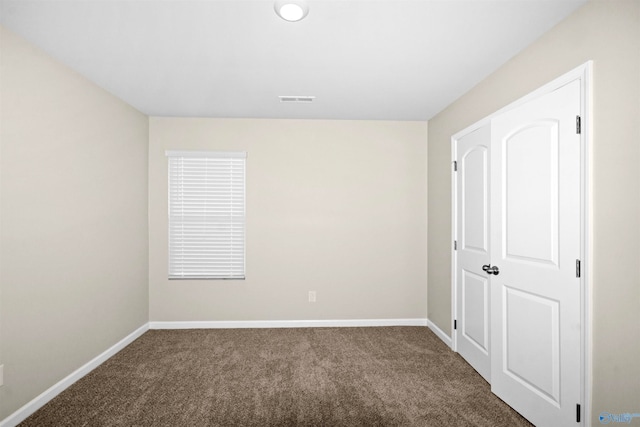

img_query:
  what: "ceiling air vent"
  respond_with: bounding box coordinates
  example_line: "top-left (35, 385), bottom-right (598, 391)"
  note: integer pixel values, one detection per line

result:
top-left (279, 96), bottom-right (315, 103)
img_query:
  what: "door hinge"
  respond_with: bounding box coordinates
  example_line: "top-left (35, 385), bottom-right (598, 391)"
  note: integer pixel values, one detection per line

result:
top-left (576, 404), bottom-right (581, 422)
top-left (454, 320), bottom-right (457, 330)
top-left (576, 116), bottom-right (582, 134)
top-left (454, 240), bottom-right (457, 250)
top-left (576, 259), bottom-right (581, 278)
top-left (453, 161), bottom-right (457, 171)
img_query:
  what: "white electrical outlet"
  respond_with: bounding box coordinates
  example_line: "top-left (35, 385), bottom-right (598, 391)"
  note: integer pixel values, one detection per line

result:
top-left (308, 291), bottom-right (316, 303)
top-left (0, 364), bottom-right (4, 387)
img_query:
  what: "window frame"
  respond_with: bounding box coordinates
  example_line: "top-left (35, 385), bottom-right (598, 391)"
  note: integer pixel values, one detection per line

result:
top-left (166, 150), bottom-right (246, 280)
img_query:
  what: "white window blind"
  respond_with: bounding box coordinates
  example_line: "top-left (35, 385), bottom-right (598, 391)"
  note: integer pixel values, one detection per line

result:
top-left (166, 151), bottom-right (246, 279)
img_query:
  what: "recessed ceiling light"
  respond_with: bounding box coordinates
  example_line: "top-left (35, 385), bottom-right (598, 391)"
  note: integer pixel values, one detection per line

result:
top-left (274, 1), bottom-right (309, 22)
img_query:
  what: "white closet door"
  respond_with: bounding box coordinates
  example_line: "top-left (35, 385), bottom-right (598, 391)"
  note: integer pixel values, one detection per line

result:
top-left (490, 80), bottom-right (582, 426)
top-left (455, 124), bottom-right (491, 382)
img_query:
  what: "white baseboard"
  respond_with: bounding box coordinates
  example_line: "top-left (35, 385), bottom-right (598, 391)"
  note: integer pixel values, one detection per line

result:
top-left (427, 319), bottom-right (453, 349)
top-left (150, 318), bottom-right (428, 330)
top-left (0, 323), bottom-right (149, 427)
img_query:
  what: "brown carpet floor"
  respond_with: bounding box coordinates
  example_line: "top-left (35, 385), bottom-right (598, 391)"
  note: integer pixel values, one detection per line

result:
top-left (20, 327), bottom-right (532, 426)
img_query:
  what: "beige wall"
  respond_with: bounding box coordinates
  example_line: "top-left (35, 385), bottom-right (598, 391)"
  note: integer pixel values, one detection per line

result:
top-left (427, 0), bottom-right (640, 421)
top-left (150, 118), bottom-right (427, 322)
top-left (0, 27), bottom-right (149, 419)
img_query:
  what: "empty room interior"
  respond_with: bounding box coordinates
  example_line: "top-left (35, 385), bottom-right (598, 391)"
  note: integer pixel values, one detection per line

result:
top-left (0, 0), bottom-right (639, 426)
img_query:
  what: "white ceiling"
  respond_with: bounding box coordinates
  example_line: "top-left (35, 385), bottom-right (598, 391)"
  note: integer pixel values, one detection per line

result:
top-left (0, 0), bottom-right (587, 121)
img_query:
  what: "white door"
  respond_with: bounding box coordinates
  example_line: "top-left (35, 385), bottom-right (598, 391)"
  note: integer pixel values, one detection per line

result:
top-left (455, 124), bottom-right (491, 382)
top-left (490, 80), bottom-right (582, 426)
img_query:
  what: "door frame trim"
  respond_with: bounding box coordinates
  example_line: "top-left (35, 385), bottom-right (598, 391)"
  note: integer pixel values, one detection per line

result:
top-left (450, 61), bottom-right (592, 426)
